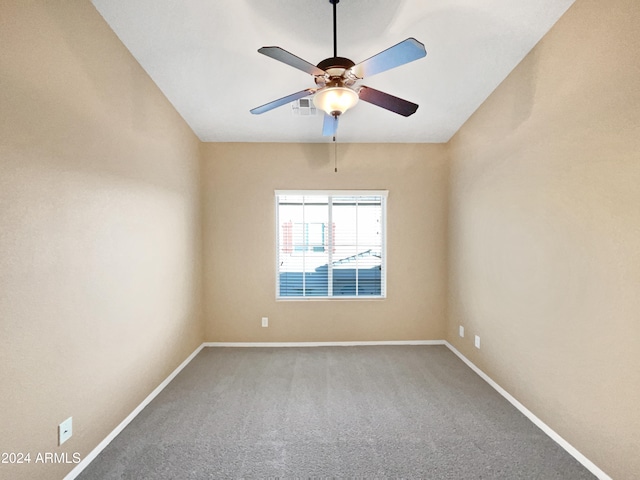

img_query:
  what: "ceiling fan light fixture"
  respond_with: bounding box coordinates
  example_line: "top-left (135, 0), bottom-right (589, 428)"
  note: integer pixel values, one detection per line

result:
top-left (313, 86), bottom-right (359, 117)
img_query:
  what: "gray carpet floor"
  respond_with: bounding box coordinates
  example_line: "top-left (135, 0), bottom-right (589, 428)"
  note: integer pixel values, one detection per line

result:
top-left (77, 345), bottom-right (596, 479)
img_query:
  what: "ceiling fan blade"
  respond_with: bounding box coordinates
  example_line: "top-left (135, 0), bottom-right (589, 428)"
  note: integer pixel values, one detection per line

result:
top-left (358, 86), bottom-right (419, 117)
top-left (322, 113), bottom-right (339, 137)
top-left (350, 38), bottom-right (426, 79)
top-left (258, 46), bottom-right (326, 76)
top-left (250, 89), bottom-right (317, 115)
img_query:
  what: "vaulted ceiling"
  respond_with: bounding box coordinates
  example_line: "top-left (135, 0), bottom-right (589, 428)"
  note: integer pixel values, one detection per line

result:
top-left (92, 0), bottom-right (575, 143)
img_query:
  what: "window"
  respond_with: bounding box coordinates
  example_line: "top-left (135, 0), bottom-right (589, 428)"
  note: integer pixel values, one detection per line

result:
top-left (276, 190), bottom-right (387, 299)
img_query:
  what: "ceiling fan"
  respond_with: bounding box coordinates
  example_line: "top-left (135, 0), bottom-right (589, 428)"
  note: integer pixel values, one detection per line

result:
top-left (250, 0), bottom-right (427, 137)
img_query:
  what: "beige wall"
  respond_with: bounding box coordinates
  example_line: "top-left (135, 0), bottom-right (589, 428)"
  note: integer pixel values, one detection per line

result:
top-left (201, 143), bottom-right (449, 342)
top-left (0, 2), bottom-right (204, 479)
top-left (447, 0), bottom-right (640, 478)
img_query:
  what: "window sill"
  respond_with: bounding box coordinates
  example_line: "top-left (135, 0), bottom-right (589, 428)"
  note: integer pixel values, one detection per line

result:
top-left (276, 296), bottom-right (386, 302)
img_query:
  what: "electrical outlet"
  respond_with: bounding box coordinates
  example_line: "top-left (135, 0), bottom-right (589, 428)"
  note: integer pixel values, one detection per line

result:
top-left (459, 326), bottom-right (464, 337)
top-left (58, 417), bottom-right (72, 445)
top-left (474, 335), bottom-right (481, 349)
top-left (261, 317), bottom-right (268, 327)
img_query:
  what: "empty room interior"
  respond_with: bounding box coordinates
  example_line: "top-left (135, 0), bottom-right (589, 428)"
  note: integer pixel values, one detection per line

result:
top-left (1, 0), bottom-right (639, 479)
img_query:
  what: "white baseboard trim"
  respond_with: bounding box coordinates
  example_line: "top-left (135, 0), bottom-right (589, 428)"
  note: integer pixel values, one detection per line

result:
top-left (443, 341), bottom-right (611, 480)
top-left (63, 343), bottom-right (206, 480)
top-left (204, 340), bottom-right (445, 347)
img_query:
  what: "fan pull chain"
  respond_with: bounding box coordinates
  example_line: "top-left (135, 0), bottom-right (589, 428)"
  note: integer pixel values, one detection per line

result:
top-left (334, 134), bottom-right (338, 173)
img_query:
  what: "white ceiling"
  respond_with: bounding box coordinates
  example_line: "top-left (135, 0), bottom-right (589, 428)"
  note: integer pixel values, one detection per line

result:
top-left (91, 0), bottom-right (575, 143)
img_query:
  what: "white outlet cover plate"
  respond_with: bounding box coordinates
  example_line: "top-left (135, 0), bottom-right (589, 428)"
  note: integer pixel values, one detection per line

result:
top-left (475, 335), bottom-right (481, 349)
top-left (459, 326), bottom-right (464, 337)
top-left (261, 317), bottom-right (268, 327)
top-left (59, 417), bottom-right (72, 445)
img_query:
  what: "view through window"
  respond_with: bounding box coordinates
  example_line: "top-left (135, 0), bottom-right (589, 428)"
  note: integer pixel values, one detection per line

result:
top-left (276, 191), bottom-right (387, 298)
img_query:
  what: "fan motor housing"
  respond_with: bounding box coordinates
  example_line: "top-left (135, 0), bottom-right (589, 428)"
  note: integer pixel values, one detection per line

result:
top-left (315, 57), bottom-right (356, 88)
top-left (317, 56), bottom-right (354, 71)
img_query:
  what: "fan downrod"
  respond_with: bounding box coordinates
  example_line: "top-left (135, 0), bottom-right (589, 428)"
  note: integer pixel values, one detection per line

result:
top-left (330, 0), bottom-right (339, 58)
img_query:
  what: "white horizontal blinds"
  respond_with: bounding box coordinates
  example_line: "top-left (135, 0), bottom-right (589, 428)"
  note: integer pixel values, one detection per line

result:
top-left (360, 195), bottom-right (384, 297)
top-left (277, 191), bottom-right (386, 299)
top-left (278, 194), bottom-right (329, 297)
top-left (332, 195), bottom-right (384, 297)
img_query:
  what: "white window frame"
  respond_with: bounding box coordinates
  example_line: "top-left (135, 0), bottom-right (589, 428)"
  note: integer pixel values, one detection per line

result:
top-left (275, 189), bottom-right (388, 300)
